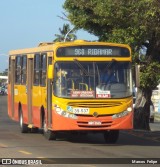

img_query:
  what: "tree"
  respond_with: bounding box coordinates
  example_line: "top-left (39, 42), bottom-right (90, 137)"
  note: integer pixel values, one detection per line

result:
top-left (64, 0), bottom-right (160, 130)
top-left (53, 24), bottom-right (77, 42)
top-left (2, 69), bottom-right (8, 76)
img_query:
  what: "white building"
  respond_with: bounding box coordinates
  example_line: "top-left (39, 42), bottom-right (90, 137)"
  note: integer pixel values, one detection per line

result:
top-left (0, 76), bottom-right (8, 83)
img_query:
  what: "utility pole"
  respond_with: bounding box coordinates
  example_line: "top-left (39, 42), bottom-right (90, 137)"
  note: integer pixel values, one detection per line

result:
top-left (64, 27), bottom-right (75, 42)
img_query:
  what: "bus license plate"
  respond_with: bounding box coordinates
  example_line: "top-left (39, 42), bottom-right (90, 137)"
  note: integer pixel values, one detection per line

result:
top-left (72, 108), bottom-right (89, 114)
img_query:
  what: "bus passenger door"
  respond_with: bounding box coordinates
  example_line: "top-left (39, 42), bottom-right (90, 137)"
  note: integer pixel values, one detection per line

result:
top-left (47, 55), bottom-right (53, 128)
top-left (27, 56), bottom-right (33, 125)
top-left (40, 53), bottom-right (47, 112)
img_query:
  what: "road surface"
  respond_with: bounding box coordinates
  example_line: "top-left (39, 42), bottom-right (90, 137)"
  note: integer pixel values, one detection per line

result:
top-left (0, 96), bottom-right (160, 166)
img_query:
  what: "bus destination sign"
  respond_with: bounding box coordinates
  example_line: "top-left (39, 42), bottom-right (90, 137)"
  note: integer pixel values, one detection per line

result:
top-left (56, 45), bottom-right (130, 57)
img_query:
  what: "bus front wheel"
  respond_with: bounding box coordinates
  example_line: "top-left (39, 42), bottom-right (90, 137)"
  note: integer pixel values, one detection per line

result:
top-left (43, 117), bottom-right (56, 140)
top-left (104, 130), bottom-right (119, 144)
top-left (19, 112), bottom-right (28, 133)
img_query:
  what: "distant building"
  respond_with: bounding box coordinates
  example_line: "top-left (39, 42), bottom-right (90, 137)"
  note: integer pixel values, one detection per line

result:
top-left (0, 76), bottom-right (8, 83)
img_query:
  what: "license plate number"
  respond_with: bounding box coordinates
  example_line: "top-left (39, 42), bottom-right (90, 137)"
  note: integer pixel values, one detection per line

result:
top-left (72, 108), bottom-right (89, 114)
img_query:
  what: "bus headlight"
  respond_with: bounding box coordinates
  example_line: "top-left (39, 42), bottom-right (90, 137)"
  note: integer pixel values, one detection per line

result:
top-left (54, 105), bottom-right (77, 119)
top-left (112, 107), bottom-right (132, 119)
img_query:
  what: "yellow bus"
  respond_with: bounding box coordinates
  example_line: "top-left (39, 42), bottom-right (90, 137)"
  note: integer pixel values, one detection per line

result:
top-left (8, 40), bottom-right (133, 143)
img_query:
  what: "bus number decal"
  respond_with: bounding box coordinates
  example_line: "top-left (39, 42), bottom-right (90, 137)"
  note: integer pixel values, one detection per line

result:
top-left (75, 49), bottom-right (85, 56)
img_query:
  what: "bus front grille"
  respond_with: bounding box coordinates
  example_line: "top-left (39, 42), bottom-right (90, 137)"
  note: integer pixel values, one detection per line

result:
top-left (67, 101), bottom-right (122, 108)
top-left (75, 114), bottom-right (113, 117)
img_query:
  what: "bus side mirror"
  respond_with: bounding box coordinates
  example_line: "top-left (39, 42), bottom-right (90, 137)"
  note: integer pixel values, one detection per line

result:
top-left (48, 65), bottom-right (54, 79)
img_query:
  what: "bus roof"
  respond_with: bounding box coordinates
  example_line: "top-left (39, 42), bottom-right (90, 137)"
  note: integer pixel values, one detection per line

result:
top-left (9, 40), bottom-right (131, 55)
top-left (9, 43), bottom-right (54, 55)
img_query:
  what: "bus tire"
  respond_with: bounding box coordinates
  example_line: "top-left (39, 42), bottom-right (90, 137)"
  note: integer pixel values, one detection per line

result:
top-left (31, 127), bottom-right (39, 133)
top-left (43, 117), bottom-right (56, 140)
top-left (104, 130), bottom-right (119, 144)
top-left (19, 111), bottom-right (28, 133)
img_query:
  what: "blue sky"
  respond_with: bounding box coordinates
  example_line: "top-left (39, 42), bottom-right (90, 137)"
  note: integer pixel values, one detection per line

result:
top-left (0, 0), bottom-right (97, 72)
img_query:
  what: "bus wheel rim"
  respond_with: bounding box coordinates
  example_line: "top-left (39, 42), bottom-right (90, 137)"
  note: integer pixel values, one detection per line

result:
top-left (43, 119), bottom-right (48, 133)
top-left (20, 114), bottom-right (23, 127)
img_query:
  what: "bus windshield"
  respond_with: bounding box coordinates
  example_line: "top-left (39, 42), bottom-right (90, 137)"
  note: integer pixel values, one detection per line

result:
top-left (53, 61), bottom-right (132, 99)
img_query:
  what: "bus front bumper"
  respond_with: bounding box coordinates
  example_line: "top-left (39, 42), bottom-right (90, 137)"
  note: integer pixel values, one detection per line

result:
top-left (52, 111), bottom-right (133, 131)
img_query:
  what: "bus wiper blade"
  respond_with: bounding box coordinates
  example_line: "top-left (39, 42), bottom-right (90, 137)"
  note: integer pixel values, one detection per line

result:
top-left (73, 58), bottom-right (89, 76)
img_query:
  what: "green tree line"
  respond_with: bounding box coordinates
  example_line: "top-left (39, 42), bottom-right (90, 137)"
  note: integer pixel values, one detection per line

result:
top-left (63, 0), bottom-right (160, 130)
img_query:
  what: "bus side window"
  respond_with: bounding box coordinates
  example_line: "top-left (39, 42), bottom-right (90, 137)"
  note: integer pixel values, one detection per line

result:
top-left (34, 54), bottom-right (40, 85)
top-left (21, 55), bottom-right (27, 84)
top-left (48, 57), bottom-right (52, 66)
top-left (40, 53), bottom-right (47, 86)
top-left (15, 56), bottom-right (22, 84)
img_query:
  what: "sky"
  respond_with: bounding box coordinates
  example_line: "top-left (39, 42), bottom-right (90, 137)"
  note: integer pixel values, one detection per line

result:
top-left (0, 0), bottom-right (98, 73)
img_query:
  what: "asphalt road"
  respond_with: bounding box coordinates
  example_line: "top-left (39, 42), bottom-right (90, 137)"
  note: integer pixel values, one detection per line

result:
top-left (0, 95), bottom-right (160, 167)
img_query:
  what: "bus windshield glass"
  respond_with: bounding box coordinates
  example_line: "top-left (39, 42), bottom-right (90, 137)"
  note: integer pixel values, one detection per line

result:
top-left (53, 61), bottom-right (132, 99)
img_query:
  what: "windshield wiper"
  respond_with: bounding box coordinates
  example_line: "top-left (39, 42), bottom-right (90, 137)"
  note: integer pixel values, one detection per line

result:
top-left (73, 58), bottom-right (90, 76)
